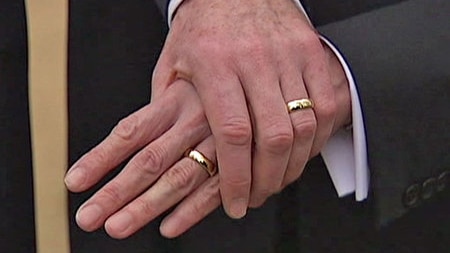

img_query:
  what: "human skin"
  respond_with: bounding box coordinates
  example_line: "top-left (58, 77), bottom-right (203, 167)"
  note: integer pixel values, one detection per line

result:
top-left (65, 41), bottom-right (350, 239)
top-left (152, 0), bottom-right (341, 219)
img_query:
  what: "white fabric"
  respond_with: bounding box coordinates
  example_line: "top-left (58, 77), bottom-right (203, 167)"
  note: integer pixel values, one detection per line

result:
top-left (319, 37), bottom-right (369, 201)
top-left (290, 0), bottom-right (369, 200)
top-left (166, 0), bottom-right (369, 200)
top-left (168, 0), bottom-right (184, 25)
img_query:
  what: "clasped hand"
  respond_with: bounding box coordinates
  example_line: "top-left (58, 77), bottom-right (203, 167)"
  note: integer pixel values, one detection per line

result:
top-left (65, 0), bottom-right (351, 239)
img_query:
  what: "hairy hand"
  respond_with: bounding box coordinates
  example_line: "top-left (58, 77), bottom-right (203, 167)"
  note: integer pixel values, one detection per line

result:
top-left (152, 0), bottom-right (345, 218)
top-left (65, 40), bottom-right (350, 239)
top-left (160, 42), bottom-right (351, 238)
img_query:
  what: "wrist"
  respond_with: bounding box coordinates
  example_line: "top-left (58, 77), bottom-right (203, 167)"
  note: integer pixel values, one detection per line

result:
top-left (171, 0), bottom-right (308, 26)
top-left (322, 42), bottom-right (352, 134)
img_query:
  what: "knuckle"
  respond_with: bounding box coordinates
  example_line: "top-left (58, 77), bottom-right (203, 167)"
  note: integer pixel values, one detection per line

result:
top-left (99, 182), bottom-right (123, 204)
top-left (316, 98), bottom-right (337, 122)
top-left (243, 40), bottom-right (269, 57)
top-left (189, 179), bottom-right (220, 215)
top-left (183, 112), bottom-right (210, 137)
top-left (131, 198), bottom-right (156, 217)
top-left (161, 164), bottom-right (195, 190)
top-left (187, 197), bottom-right (206, 217)
top-left (301, 31), bottom-right (322, 49)
top-left (260, 126), bottom-right (294, 154)
top-left (218, 117), bottom-right (252, 146)
top-left (133, 147), bottom-right (165, 176)
top-left (294, 31), bottom-right (324, 58)
top-left (112, 115), bottom-right (139, 141)
top-left (82, 146), bottom-right (109, 168)
top-left (222, 174), bottom-right (251, 189)
top-left (292, 115), bottom-right (317, 140)
top-left (204, 176), bottom-right (220, 195)
top-left (236, 39), bottom-right (272, 68)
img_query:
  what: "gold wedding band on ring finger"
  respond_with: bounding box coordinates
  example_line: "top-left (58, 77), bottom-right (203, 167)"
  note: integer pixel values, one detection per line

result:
top-left (184, 148), bottom-right (217, 177)
top-left (287, 98), bottom-right (314, 113)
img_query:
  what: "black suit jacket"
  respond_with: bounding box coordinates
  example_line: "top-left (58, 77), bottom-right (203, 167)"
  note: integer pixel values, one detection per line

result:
top-left (317, 0), bottom-right (450, 226)
top-left (67, 0), bottom-right (450, 252)
top-left (1, 0), bottom-right (448, 252)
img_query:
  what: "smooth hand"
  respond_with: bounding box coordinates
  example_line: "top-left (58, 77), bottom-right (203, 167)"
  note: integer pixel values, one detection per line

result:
top-left (152, 0), bottom-right (346, 218)
top-left (65, 80), bottom-right (218, 239)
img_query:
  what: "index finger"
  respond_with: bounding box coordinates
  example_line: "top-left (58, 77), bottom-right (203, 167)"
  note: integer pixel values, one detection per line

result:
top-left (65, 86), bottom-right (181, 192)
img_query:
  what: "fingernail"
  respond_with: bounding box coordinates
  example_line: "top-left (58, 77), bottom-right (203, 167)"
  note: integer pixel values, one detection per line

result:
top-left (65, 167), bottom-right (86, 189)
top-left (108, 211), bottom-right (133, 234)
top-left (76, 204), bottom-right (103, 230)
top-left (228, 198), bottom-right (247, 219)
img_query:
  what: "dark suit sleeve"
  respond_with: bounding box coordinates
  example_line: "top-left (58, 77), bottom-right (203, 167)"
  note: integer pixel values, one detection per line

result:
top-left (318, 0), bottom-right (450, 226)
top-left (153, 0), bottom-right (169, 19)
top-left (301, 0), bottom-right (405, 26)
top-left (153, 0), bottom-right (405, 26)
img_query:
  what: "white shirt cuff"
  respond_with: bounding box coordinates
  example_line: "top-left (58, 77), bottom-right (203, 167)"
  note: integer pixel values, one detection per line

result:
top-left (167, 0), bottom-right (185, 26)
top-left (319, 36), bottom-right (370, 201)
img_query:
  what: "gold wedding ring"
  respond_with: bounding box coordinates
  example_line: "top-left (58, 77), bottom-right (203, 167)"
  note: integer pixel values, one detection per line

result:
top-left (287, 98), bottom-right (314, 113)
top-left (184, 149), bottom-right (217, 177)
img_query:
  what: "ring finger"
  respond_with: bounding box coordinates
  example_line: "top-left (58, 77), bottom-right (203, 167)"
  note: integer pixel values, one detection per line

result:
top-left (104, 136), bottom-right (216, 239)
top-left (279, 62), bottom-right (316, 189)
